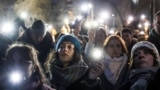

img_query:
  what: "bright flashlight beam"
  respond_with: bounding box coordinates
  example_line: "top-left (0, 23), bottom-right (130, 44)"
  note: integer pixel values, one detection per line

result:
top-left (88, 3), bottom-right (92, 9)
top-left (138, 24), bottom-right (142, 28)
top-left (85, 21), bottom-right (91, 29)
top-left (2, 22), bottom-right (14, 34)
top-left (141, 14), bottom-right (146, 20)
top-left (144, 21), bottom-right (150, 27)
top-left (81, 4), bottom-right (88, 12)
top-left (20, 12), bottom-right (27, 19)
top-left (77, 15), bottom-right (83, 21)
top-left (100, 12), bottom-right (109, 20)
top-left (91, 48), bottom-right (103, 61)
top-left (109, 30), bottom-right (114, 34)
top-left (48, 24), bottom-right (53, 30)
top-left (139, 31), bottom-right (145, 35)
top-left (9, 71), bottom-right (23, 84)
top-left (128, 16), bottom-right (134, 21)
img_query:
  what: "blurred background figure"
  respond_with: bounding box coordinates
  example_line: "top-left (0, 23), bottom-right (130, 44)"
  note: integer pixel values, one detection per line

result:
top-left (121, 28), bottom-right (137, 55)
top-left (85, 27), bottom-right (107, 64)
top-left (71, 19), bottom-right (88, 52)
top-left (17, 20), bottom-right (54, 69)
top-left (148, 11), bottom-right (160, 54)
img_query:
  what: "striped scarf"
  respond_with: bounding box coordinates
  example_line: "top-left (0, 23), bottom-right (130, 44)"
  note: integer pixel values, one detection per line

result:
top-left (51, 60), bottom-right (88, 89)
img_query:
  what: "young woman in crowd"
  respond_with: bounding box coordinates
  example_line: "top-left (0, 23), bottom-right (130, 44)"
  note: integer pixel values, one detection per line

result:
top-left (3, 43), bottom-right (55, 90)
top-left (100, 35), bottom-right (129, 90)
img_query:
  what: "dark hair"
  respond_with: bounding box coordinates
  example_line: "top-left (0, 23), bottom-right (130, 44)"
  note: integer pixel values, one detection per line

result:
top-left (31, 20), bottom-right (45, 36)
top-left (121, 28), bottom-right (132, 36)
top-left (96, 28), bottom-right (107, 37)
top-left (6, 43), bottom-right (48, 84)
top-left (44, 47), bottom-right (82, 74)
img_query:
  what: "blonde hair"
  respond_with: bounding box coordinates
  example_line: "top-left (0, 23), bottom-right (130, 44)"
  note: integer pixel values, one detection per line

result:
top-left (6, 42), bottom-right (48, 84)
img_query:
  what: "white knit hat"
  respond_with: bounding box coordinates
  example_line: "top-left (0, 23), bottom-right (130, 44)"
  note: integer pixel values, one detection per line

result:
top-left (131, 41), bottom-right (160, 66)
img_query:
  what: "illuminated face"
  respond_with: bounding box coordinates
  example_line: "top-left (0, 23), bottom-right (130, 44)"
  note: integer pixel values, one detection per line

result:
top-left (8, 51), bottom-right (33, 79)
top-left (154, 15), bottom-right (160, 34)
top-left (106, 38), bottom-right (122, 58)
top-left (133, 49), bottom-right (154, 68)
top-left (122, 32), bottom-right (132, 47)
top-left (58, 41), bottom-right (75, 66)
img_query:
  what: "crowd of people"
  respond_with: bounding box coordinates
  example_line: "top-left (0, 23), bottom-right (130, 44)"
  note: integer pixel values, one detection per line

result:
top-left (1, 10), bottom-right (160, 90)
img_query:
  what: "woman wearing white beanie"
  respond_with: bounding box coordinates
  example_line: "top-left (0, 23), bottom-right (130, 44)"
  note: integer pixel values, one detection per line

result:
top-left (120, 41), bottom-right (160, 90)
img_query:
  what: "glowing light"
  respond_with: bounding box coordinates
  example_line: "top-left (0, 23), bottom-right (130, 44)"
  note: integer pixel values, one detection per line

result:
top-left (77, 15), bottom-right (83, 21)
top-left (64, 18), bottom-right (69, 24)
top-left (93, 21), bottom-right (98, 27)
top-left (20, 12), bottom-right (27, 19)
top-left (2, 22), bottom-right (14, 34)
top-left (132, 0), bottom-right (139, 4)
top-left (112, 14), bottom-right (115, 17)
top-left (98, 18), bottom-right (104, 24)
top-left (108, 30), bottom-right (114, 34)
top-left (48, 24), bottom-right (53, 30)
top-left (91, 48), bottom-right (103, 61)
top-left (88, 3), bottom-right (93, 9)
top-left (138, 24), bottom-right (142, 28)
top-left (140, 14), bottom-right (146, 20)
top-left (9, 71), bottom-right (23, 84)
top-left (128, 16), bottom-right (134, 21)
top-left (139, 31), bottom-right (145, 35)
top-left (100, 12), bottom-right (109, 20)
top-left (85, 21), bottom-right (91, 28)
top-left (81, 4), bottom-right (88, 12)
top-left (144, 21), bottom-right (150, 27)
top-left (81, 3), bottom-right (92, 12)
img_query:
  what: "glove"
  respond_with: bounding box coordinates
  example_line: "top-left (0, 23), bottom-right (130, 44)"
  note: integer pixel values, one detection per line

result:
top-left (130, 78), bottom-right (148, 90)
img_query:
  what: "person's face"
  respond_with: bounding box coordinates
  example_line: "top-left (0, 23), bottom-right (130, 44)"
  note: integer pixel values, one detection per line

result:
top-left (95, 30), bottom-right (106, 45)
top-left (7, 51), bottom-right (34, 79)
top-left (31, 33), bottom-right (44, 44)
top-left (106, 38), bottom-right (122, 58)
top-left (58, 41), bottom-right (75, 64)
top-left (122, 32), bottom-right (132, 46)
top-left (154, 15), bottom-right (160, 34)
top-left (74, 24), bottom-right (81, 34)
top-left (133, 49), bottom-right (154, 68)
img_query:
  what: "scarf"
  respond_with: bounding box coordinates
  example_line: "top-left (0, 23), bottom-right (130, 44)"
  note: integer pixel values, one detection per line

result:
top-left (103, 53), bottom-right (128, 85)
top-left (129, 67), bottom-right (159, 84)
top-left (51, 59), bottom-right (88, 89)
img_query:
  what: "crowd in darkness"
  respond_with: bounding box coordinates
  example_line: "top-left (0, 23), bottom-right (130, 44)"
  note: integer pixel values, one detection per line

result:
top-left (1, 10), bottom-right (160, 90)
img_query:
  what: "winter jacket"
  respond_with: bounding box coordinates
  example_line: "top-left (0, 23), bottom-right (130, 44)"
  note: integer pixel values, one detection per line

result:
top-left (119, 67), bottom-right (159, 90)
top-left (17, 28), bottom-right (54, 68)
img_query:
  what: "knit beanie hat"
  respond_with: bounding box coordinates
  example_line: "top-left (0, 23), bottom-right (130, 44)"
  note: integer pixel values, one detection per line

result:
top-left (31, 20), bottom-right (45, 35)
top-left (130, 41), bottom-right (160, 67)
top-left (55, 35), bottom-right (81, 53)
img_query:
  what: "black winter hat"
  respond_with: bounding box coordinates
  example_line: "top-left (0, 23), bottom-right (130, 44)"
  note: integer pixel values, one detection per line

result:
top-left (31, 20), bottom-right (45, 35)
